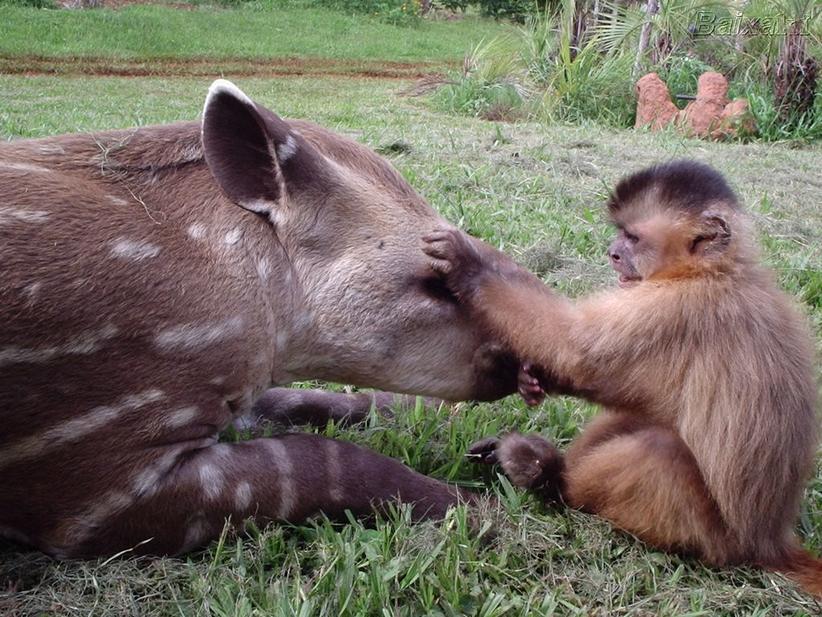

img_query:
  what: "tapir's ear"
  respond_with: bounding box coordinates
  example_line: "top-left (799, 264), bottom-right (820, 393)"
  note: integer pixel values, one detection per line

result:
top-left (201, 79), bottom-right (325, 219)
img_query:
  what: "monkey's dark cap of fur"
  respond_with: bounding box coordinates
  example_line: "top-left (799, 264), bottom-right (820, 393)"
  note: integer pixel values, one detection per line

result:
top-left (608, 160), bottom-right (739, 214)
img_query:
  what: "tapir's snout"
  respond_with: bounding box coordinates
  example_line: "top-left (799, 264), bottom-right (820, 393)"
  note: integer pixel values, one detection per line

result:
top-left (469, 342), bottom-right (520, 402)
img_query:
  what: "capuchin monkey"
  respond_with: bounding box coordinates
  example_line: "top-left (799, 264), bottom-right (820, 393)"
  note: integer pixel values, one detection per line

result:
top-left (422, 160), bottom-right (821, 595)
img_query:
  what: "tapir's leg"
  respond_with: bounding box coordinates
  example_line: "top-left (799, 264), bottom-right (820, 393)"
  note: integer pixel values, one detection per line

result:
top-left (43, 434), bottom-right (468, 558)
top-left (250, 387), bottom-right (444, 427)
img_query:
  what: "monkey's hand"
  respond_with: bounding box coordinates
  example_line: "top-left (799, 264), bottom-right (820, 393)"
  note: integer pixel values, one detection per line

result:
top-left (422, 228), bottom-right (487, 302)
top-left (518, 362), bottom-right (546, 406)
top-left (468, 433), bottom-right (565, 500)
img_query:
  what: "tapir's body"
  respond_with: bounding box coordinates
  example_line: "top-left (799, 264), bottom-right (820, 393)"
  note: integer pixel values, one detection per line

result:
top-left (0, 81), bottom-right (515, 557)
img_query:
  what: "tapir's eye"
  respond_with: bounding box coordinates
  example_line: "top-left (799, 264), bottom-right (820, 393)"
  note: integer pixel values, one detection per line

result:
top-left (420, 276), bottom-right (458, 304)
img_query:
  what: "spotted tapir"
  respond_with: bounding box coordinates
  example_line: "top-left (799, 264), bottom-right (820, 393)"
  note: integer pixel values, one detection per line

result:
top-left (0, 80), bottom-right (517, 558)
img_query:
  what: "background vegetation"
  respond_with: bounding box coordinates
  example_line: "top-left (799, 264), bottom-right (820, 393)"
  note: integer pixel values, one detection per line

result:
top-left (0, 0), bottom-right (820, 614)
top-left (430, 0), bottom-right (821, 141)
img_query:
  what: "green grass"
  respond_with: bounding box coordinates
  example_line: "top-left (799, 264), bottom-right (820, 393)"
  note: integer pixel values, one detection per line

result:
top-left (0, 4), bottom-right (508, 65)
top-left (1, 74), bottom-right (821, 615)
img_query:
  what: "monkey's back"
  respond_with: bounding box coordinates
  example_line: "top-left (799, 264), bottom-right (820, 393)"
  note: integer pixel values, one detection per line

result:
top-left (675, 268), bottom-right (817, 561)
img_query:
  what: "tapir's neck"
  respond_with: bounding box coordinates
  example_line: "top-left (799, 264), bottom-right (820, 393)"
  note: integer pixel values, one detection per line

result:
top-left (46, 123), bottom-right (319, 387)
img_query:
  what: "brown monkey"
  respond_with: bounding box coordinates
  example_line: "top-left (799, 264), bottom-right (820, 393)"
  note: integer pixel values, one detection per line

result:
top-left (422, 160), bottom-right (821, 594)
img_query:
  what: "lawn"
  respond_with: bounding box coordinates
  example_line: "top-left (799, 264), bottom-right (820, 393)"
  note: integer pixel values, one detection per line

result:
top-left (1, 6), bottom-right (822, 615)
top-left (0, 3), bottom-right (507, 74)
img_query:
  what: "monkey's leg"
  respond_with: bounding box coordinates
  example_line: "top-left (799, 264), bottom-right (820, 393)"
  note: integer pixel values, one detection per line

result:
top-left (564, 412), bottom-right (738, 565)
top-left (249, 388), bottom-right (443, 427)
top-left (39, 433), bottom-right (468, 558)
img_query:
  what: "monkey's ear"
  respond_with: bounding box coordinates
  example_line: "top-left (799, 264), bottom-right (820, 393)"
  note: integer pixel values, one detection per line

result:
top-left (690, 212), bottom-right (731, 254)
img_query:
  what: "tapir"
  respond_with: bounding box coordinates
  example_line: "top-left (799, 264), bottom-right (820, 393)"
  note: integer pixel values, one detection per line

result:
top-left (0, 80), bottom-right (517, 558)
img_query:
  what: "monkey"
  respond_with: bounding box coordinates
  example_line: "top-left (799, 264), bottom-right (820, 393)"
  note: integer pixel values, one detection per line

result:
top-left (422, 160), bottom-right (821, 594)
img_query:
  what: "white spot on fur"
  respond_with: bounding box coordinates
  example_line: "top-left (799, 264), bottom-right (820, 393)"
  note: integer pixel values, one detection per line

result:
top-left (154, 316), bottom-right (244, 352)
top-left (0, 389), bottom-right (164, 469)
top-left (37, 144), bottom-right (65, 155)
top-left (277, 134), bottom-right (298, 163)
top-left (72, 492), bottom-right (133, 539)
top-left (22, 281), bottom-right (42, 300)
top-left (167, 406), bottom-right (199, 429)
top-left (223, 227), bottom-right (242, 246)
top-left (180, 512), bottom-right (212, 553)
top-left (63, 437), bottom-right (216, 547)
top-left (55, 491), bottom-right (136, 549)
top-left (265, 440), bottom-right (295, 520)
top-left (238, 198), bottom-right (273, 216)
top-left (256, 258), bottom-right (271, 282)
top-left (275, 330), bottom-right (288, 354)
top-left (209, 376), bottom-right (226, 386)
top-left (179, 144), bottom-right (202, 162)
top-left (132, 441), bottom-right (201, 501)
top-left (110, 237), bottom-right (161, 261)
top-left (326, 440), bottom-right (344, 503)
top-left (186, 222), bottom-right (207, 240)
top-left (235, 482), bottom-right (253, 511)
top-left (269, 209), bottom-right (286, 228)
top-left (0, 207), bottom-right (50, 225)
top-left (0, 161), bottom-right (51, 173)
top-left (0, 323), bottom-right (119, 368)
top-left (198, 462), bottom-right (224, 501)
top-left (293, 311), bottom-right (313, 333)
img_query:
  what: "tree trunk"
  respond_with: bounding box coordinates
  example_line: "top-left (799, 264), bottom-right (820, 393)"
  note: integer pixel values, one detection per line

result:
top-left (633, 0), bottom-right (659, 78)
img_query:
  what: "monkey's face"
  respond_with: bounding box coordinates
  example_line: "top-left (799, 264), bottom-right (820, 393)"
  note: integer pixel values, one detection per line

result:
top-left (606, 160), bottom-right (743, 286)
top-left (608, 209), bottom-right (736, 287)
top-left (608, 228), bottom-right (645, 287)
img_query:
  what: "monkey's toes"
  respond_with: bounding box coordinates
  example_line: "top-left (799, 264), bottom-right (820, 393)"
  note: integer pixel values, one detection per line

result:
top-left (467, 436), bottom-right (500, 465)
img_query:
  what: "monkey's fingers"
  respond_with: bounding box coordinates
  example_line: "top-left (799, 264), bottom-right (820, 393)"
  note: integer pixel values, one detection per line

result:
top-left (467, 436), bottom-right (500, 465)
top-left (518, 362), bottom-right (546, 406)
top-left (422, 233), bottom-right (457, 276)
top-left (520, 390), bottom-right (546, 407)
top-left (422, 234), bottom-right (456, 262)
top-left (422, 229), bottom-right (457, 245)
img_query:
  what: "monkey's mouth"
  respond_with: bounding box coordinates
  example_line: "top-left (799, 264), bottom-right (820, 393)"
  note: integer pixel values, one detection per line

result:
top-left (618, 274), bottom-right (642, 288)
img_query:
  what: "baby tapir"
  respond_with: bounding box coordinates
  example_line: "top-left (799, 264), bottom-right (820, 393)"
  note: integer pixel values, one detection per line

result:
top-left (0, 80), bottom-right (517, 558)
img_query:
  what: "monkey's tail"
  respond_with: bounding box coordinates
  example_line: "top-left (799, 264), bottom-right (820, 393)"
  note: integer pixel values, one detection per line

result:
top-left (771, 546), bottom-right (822, 597)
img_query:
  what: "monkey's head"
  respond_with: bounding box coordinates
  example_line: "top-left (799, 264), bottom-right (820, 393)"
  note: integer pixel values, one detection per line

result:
top-left (605, 160), bottom-right (749, 287)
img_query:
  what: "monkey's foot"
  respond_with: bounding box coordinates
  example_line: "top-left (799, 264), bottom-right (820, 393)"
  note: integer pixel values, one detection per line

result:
top-left (518, 362), bottom-right (546, 406)
top-left (468, 433), bottom-right (565, 501)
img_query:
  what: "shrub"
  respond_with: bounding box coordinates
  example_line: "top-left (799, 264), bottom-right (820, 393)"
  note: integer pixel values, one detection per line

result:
top-left (735, 79), bottom-right (822, 142)
top-left (0, 0), bottom-right (56, 7)
top-left (431, 12), bottom-right (635, 127)
top-left (658, 55), bottom-right (715, 108)
top-left (313, 0), bottom-right (422, 25)
top-left (476, 0), bottom-right (534, 21)
top-left (432, 0), bottom-right (471, 11)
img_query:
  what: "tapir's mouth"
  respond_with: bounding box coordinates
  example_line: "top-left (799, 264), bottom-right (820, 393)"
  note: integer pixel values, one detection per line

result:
top-left (471, 344), bottom-right (519, 401)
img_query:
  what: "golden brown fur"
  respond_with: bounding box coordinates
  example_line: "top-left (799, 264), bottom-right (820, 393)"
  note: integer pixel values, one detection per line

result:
top-left (425, 160), bottom-right (820, 594)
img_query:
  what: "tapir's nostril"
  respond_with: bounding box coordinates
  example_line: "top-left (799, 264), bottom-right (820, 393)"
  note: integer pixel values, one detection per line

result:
top-left (611, 252), bottom-right (621, 262)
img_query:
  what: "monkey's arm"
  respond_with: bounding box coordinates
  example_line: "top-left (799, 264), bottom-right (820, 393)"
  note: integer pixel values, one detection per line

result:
top-left (424, 229), bottom-right (654, 409)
